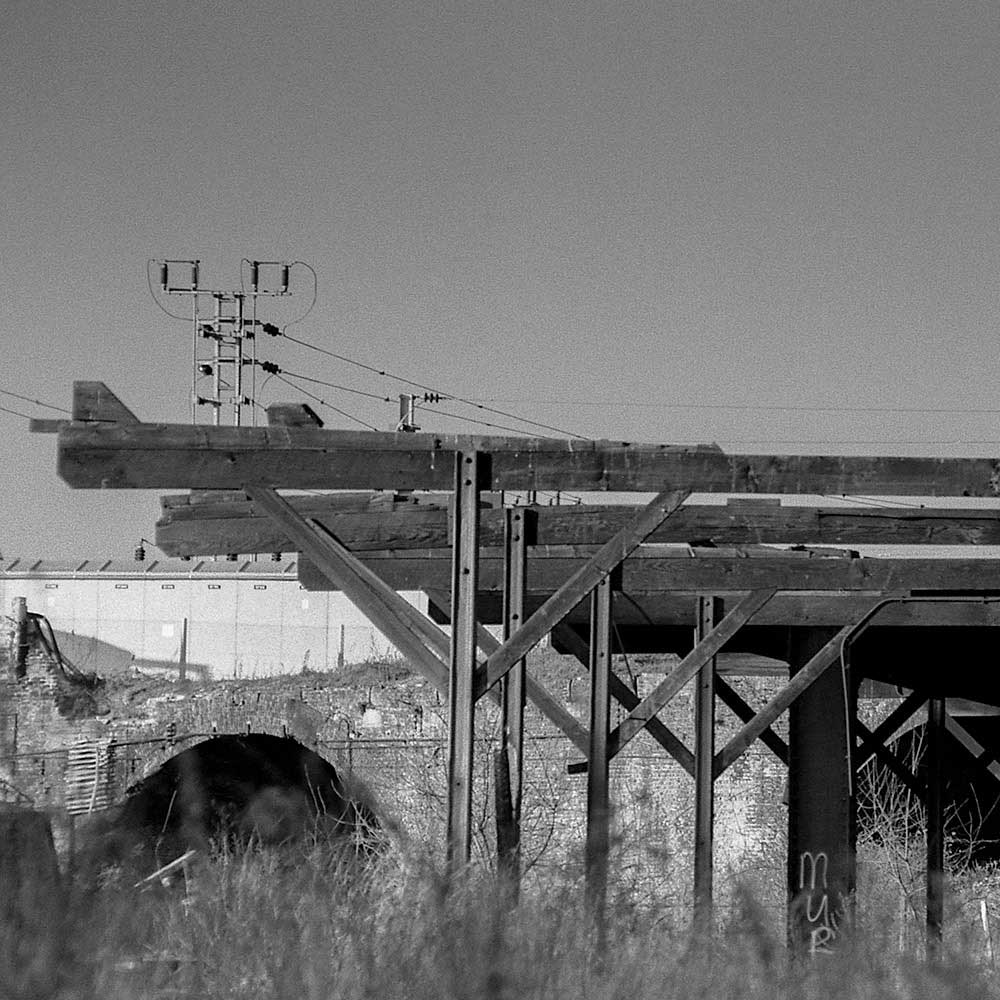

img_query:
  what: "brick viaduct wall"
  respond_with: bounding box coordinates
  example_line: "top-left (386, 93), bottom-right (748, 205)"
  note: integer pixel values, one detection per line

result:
top-left (1, 610), bottom-right (790, 918)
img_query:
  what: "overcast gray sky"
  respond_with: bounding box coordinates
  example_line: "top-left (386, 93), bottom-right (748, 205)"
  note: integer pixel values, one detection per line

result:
top-left (3, 1), bottom-right (1000, 558)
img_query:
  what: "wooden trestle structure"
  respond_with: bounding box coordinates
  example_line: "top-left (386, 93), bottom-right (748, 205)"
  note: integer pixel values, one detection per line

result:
top-left (35, 382), bottom-right (1000, 953)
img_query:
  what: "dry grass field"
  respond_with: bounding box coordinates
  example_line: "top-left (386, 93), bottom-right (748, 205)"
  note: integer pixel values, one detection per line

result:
top-left (2, 825), bottom-right (997, 1000)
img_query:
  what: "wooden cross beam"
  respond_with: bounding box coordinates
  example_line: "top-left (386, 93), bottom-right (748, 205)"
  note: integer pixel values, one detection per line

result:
top-left (554, 623), bottom-right (696, 777)
top-left (605, 589), bottom-right (777, 760)
top-left (855, 689), bottom-right (928, 769)
top-left (44, 382), bottom-right (1000, 495)
top-left (854, 717), bottom-right (925, 796)
top-left (714, 676), bottom-right (789, 766)
top-left (474, 490), bottom-right (691, 698)
top-left (155, 492), bottom-right (1000, 557)
top-left (714, 626), bottom-right (854, 777)
top-left (943, 715), bottom-right (1000, 785)
top-left (300, 548), bottom-right (1000, 595)
top-left (249, 487), bottom-right (592, 755)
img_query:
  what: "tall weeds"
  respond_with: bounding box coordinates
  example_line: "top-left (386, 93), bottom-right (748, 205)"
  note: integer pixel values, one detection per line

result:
top-left (31, 835), bottom-right (996, 1000)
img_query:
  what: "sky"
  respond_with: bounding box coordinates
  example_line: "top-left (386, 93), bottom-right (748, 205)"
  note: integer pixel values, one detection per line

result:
top-left (3, 0), bottom-right (1000, 559)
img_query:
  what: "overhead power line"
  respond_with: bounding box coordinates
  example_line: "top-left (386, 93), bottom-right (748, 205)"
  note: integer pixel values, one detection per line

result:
top-left (0, 388), bottom-right (70, 414)
top-left (274, 330), bottom-right (588, 439)
top-left (471, 398), bottom-right (1000, 417)
top-left (270, 372), bottom-right (380, 431)
top-left (0, 403), bottom-right (34, 420)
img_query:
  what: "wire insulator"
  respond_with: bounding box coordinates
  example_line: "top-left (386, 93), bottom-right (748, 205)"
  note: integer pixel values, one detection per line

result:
top-left (250, 261), bottom-right (259, 291)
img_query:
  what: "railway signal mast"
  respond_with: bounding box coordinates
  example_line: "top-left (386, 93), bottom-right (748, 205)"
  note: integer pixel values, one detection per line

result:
top-left (153, 259), bottom-right (296, 426)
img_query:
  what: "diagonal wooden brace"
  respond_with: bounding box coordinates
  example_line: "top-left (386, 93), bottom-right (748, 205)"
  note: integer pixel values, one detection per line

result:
top-left (855, 689), bottom-right (928, 769)
top-left (248, 487), bottom-right (451, 691)
top-left (606, 589), bottom-right (777, 760)
top-left (252, 494), bottom-right (584, 761)
top-left (715, 676), bottom-right (788, 766)
top-left (714, 625), bottom-right (852, 777)
top-left (854, 718), bottom-right (925, 796)
top-left (474, 623), bottom-right (589, 755)
top-left (475, 489), bottom-right (691, 698)
top-left (553, 623), bottom-right (694, 777)
top-left (944, 714), bottom-right (1000, 785)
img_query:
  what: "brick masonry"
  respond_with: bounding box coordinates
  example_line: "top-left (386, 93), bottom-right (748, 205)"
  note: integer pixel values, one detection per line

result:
top-left (2, 609), bottom-right (794, 920)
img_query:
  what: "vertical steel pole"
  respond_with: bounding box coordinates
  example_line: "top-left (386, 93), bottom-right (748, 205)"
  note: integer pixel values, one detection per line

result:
top-left (787, 627), bottom-right (855, 954)
top-left (926, 697), bottom-right (945, 959)
top-left (586, 575), bottom-right (613, 926)
top-left (694, 595), bottom-right (722, 931)
top-left (497, 507), bottom-right (527, 889)
top-left (447, 450), bottom-right (481, 873)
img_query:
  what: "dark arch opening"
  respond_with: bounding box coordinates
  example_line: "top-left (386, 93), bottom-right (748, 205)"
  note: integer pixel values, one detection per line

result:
top-left (91, 735), bottom-right (380, 871)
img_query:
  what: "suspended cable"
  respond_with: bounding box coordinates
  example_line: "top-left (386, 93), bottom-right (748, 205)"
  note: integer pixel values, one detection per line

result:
top-left (275, 331), bottom-right (587, 439)
top-left (0, 388), bottom-right (69, 414)
top-left (270, 372), bottom-right (380, 431)
top-left (279, 369), bottom-right (394, 404)
top-left (145, 260), bottom-right (191, 321)
top-left (472, 398), bottom-right (1000, 417)
top-left (0, 403), bottom-right (34, 420)
top-left (285, 262), bottom-right (318, 329)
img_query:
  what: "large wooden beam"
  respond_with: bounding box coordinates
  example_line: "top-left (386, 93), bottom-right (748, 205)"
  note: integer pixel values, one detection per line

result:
top-left (301, 547), bottom-right (1000, 597)
top-left (155, 494), bottom-right (1000, 556)
top-left (157, 491), bottom-right (452, 556)
top-left (476, 491), bottom-right (691, 697)
top-left (415, 585), bottom-right (1000, 632)
top-left (50, 385), bottom-right (1000, 494)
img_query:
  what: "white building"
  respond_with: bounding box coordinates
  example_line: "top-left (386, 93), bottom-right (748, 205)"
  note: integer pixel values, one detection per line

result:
top-left (0, 557), bottom-right (428, 680)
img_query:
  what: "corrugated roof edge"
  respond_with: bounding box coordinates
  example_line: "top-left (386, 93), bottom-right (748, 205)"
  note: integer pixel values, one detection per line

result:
top-left (0, 557), bottom-right (300, 579)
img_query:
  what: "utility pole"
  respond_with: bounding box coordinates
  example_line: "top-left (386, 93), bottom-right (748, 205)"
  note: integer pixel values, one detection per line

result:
top-left (152, 259), bottom-right (297, 427)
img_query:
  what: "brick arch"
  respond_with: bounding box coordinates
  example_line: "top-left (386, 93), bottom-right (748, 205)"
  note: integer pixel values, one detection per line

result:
top-left (115, 733), bottom-right (378, 862)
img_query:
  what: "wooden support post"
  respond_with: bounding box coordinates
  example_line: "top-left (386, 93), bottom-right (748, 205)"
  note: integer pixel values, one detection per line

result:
top-left (496, 507), bottom-right (528, 890)
top-left (12, 597), bottom-right (28, 679)
top-left (447, 451), bottom-right (482, 872)
top-left (926, 697), bottom-right (945, 959)
top-left (694, 596), bottom-right (722, 931)
top-left (428, 594), bottom-right (590, 754)
top-left (554, 622), bottom-right (695, 777)
top-left (179, 617), bottom-right (188, 682)
top-left (608, 588), bottom-right (776, 760)
top-left (586, 575), bottom-right (613, 934)
top-left (478, 489), bottom-right (690, 695)
top-left (787, 628), bottom-right (855, 955)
